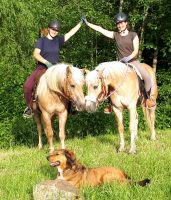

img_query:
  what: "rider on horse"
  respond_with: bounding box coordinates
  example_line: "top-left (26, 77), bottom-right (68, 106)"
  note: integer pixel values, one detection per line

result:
top-left (23, 20), bottom-right (83, 118)
top-left (82, 12), bottom-right (156, 112)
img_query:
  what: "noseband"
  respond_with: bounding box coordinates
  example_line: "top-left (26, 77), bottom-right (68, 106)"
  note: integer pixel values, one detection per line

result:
top-left (85, 74), bottom-right (108, 104)
top-left (86, 64), bottom-right (129, 104)
top-left (65, 73), bottom-right (84, 106)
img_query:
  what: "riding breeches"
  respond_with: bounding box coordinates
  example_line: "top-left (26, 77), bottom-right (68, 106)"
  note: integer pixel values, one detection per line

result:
top-left (130, 60), bottom-right (152, 92)
top-left (23, 65), bottom-right (47, 107)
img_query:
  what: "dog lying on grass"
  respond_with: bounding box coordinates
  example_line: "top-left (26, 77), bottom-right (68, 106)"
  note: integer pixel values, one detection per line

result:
top-left (47, 149), bottom-right (150, 188)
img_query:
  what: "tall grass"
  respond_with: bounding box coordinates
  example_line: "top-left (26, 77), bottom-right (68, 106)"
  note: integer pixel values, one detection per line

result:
top-left (0, 129), bottom-right (171, 200)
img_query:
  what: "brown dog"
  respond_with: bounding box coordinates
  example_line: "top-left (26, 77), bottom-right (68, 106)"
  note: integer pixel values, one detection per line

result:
top-left (47, 149), bottom-right (150, 188)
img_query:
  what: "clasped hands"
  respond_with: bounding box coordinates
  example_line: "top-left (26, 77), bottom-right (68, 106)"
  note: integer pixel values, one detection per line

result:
top-left (81, 16), bottom-right (88, 24)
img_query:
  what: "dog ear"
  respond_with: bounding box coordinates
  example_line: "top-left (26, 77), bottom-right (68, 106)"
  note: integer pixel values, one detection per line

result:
top-left (64, 149), bottom-right (76, 165)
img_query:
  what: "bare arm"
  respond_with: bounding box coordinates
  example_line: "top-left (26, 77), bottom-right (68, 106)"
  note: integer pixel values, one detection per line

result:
top-left (64, 22), bottom-right (82, 42)
top-left (33, 48), bottom-right (47, 64)
top-left (86, 21), bottom-right (114, 39)
top-left (130, 35), bottom-right (139, 59)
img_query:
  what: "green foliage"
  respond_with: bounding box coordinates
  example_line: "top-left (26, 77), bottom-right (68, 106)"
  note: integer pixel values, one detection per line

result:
top-left (156, 70), bottom-right (171, 129)
top-left (0, 0), bottom-right (170, 148)
top-left (0, 121), bottom-right (14, 148)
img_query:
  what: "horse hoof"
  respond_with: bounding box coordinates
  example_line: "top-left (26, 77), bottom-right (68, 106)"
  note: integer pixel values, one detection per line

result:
top-left (38, 145), bottom-right (43, 150)
top-left (117, 147), bottom-right (125, 153)
top-left (128, 150), bottom-right (136, 154)
top-left (150, 136), bottom-right (157, 141)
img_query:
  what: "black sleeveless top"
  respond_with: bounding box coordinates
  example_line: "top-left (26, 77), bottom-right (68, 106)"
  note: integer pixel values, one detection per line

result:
top-left (113, 31), bottom-right (137, 61)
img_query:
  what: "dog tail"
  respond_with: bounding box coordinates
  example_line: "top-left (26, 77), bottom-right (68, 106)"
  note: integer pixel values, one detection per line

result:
top-left (137, 178), bottom-right (150, 187)
top-left (129, 178), bottom-right (150, 187)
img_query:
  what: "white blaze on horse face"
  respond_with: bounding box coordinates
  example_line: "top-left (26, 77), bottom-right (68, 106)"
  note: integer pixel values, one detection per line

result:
top-left (85, 71), bottom-right (102, 112)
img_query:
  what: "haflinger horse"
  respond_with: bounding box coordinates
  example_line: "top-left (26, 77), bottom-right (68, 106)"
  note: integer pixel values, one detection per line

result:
top-left (85, 61), bottom-right (157, 154)
top-left (32, 63), bottom-right (85, 153)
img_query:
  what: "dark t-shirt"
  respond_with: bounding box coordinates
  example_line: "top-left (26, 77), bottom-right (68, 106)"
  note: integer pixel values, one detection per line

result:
top-left (113, 31), bottom-right (137, 61)
top-left (35, 36), bottom-right (65, 67)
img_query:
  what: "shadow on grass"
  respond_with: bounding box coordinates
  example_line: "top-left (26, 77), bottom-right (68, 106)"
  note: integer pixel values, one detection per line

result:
top-left (10, 109), bottom-right (119, 148)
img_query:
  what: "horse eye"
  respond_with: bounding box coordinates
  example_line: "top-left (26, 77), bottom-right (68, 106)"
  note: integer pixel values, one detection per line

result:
top-left (70, 84), bottom-right (75, 88)
top-left (94, 85), bottom-right (98, 90)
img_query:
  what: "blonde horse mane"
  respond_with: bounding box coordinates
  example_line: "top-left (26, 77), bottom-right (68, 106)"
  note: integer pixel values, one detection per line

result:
top-left (86, 61), bottom-right (129, 84)
top-left (96, 61), bottom-right (129, 77)
top-left (37, 63), bottom-right (84, 96)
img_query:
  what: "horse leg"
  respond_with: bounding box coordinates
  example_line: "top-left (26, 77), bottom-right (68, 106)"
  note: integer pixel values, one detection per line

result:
top-left (129, 107), bottom-right (138, 154)
top-left (113, 106), bottom-right (125, 152)
top-left (33, 112), bottom-right (43, 149)
top-left (58, 111), bottom-right (68, 149)
top-left (42, 112), bottom-right (54, 153)
top-left (134, 110), bottom-right (138, 140)
top-left (142, 106), bottom-right (156, 140)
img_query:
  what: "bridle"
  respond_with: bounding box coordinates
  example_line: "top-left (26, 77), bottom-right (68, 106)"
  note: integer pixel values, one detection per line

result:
top-left (98, 64), bottom-right (129, 103)
top-left (85, 63), bottom-right (129, 104)
top-left (50, 75), bottom-right (78, 105)
top-left (96, 74), bottom-right (108, 103)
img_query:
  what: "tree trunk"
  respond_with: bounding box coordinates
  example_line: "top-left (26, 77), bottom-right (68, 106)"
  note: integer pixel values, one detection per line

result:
top-left (152, 46), bottom-right (158, 73)
top-left (119, 0), bottom-right (124, 12)
top-left (139, 6), bottom-right (149, 60)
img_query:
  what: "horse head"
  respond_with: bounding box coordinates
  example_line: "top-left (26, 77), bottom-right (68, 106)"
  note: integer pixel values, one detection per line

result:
top-left (65, 65), bottom-right (85, 111)
top-left (85, 68), bottom-right (108, 112)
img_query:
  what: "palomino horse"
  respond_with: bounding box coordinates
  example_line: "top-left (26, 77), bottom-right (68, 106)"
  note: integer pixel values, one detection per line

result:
top-left (32, 63), bottom-right (85, 152)
top-left (85, 61), bottom-right (157, 154)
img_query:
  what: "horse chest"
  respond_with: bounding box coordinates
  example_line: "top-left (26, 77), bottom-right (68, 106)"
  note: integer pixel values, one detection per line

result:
top-left (111, 94), bottom-right (126, 108)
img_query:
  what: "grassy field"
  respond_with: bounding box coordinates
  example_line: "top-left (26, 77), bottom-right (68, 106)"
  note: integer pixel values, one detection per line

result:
top-left (0, 129), bottom-right (171, 200)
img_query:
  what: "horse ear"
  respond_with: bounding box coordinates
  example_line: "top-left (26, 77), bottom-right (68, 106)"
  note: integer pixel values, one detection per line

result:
top-left (81, 68), bottom-right (90, 75)
top-left (66, 65), bottom-right (72, 78)
top-left (97, 69), bottom-right (104, 78)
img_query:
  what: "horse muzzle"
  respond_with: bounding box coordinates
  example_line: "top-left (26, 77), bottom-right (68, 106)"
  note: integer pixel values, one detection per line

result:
top-left (73, 97), bottom-right (85, 111)
top-left (85, 96), bottom-right (98, 112)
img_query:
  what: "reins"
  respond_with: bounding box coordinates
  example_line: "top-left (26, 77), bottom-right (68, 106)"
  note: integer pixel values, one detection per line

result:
top-left (98, 63), bottom-right (129, 103)
top-left (50, 82), bottom-right (75, 104)
top-left (49, 78), bottom-right (75, 103)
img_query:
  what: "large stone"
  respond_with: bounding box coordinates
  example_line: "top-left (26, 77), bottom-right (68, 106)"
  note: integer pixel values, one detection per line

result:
top-left (33, 179), bottom-right (82, 200)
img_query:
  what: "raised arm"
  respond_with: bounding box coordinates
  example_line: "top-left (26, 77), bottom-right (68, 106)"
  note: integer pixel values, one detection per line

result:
top-left (82, 17), bottom-right (114, 39)
top-left (64, 21), bottom-right (82, 42)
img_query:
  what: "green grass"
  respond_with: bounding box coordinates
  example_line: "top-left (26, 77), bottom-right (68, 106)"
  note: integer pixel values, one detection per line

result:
top-left (0, 129), bottom-right (171, 200)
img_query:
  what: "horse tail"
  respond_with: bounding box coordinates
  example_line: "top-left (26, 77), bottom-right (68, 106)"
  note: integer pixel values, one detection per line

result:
top-left (129, 178), bottom-right (150, 187)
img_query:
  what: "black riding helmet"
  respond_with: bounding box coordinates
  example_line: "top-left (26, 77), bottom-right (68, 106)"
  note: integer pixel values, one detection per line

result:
top-left (115, 12), bottom-right (128, 24)
top-left (48, 20), bottom-right (61, 31)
